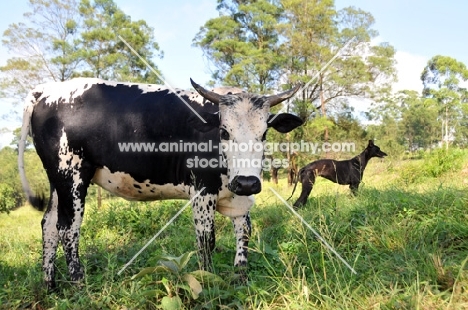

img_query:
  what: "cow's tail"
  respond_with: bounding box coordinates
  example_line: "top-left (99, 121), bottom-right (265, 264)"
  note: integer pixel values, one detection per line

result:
top-left (286, 166), bottom-right (304, 202)
top-left (18, 90), bottom-right (46, 211)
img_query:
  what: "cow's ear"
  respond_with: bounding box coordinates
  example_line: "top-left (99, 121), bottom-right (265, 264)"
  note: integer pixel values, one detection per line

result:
top-left (267, 113), bottom-right (303, 133)
top-left (188, 112), bottom-right (220, 132)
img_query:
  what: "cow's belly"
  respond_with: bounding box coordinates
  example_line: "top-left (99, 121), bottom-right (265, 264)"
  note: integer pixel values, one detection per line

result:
top-left (92, 167), bottom-right (191, 201)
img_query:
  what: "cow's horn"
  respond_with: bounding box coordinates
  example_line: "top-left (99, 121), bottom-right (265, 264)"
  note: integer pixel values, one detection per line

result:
top-left (190, 78), bottom-right (221, 105)
top-left (267, 84), bottom-right (301, 107)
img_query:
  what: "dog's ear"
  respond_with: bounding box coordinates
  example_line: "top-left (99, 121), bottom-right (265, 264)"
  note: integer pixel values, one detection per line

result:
top-left (368, 140), bottom-right (374, 147)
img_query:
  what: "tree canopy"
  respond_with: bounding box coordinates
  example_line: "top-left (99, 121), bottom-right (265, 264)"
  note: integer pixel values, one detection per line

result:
top-left (421, 55), bottom-right (468, 148)
top-left (194, 0), bottom-right (397, 143)
top-left (0, 0), bottom-right (164, 104)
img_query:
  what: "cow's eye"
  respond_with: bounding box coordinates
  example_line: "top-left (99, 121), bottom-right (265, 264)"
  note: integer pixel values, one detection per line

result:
top-left (220, 128), bottom-right (230, 140)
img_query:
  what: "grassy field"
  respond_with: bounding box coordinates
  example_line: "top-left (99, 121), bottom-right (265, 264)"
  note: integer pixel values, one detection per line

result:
top-left (1, 151), bottom-right (467, 309)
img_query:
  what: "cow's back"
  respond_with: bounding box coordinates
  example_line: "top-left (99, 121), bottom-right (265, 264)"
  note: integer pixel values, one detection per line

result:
top-left (30, 79), bottom-right (224, 198)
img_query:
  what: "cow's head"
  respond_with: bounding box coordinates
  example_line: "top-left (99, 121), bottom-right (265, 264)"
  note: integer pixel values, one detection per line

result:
top-left (190, 79), bottom-right (303, 196)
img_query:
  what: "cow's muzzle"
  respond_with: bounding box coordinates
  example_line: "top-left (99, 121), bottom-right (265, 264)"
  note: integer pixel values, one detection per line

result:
top-left (228, 175), bottom-right (261, 196)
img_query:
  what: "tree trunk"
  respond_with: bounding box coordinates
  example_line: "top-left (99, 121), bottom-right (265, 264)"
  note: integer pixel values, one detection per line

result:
top-left (288, 167), bottom-right (295, 186)
top-left (320, 73), bottom-right (329, 142)
top-left (97, 186), bottom-right (102, 208)
top-left (287, 152), bottom-right (297, 186)
top-left (445, 105), bottom-right (449, 150)
top-left (271, 167), bottom-right (279, 184)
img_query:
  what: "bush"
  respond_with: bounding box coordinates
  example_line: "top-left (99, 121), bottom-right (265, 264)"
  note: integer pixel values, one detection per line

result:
top-left (398, 161), bottom-right (426, 185)
top-left (397, 148), bottom-right (466, 185)
top-left (0, 184), bottom-right (20, 213)
top-left (424, 148), bottom-right (465, 177)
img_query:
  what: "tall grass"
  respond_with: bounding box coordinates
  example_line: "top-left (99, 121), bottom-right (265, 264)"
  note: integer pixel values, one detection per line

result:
top-left (1, 152), bottom-right (467, 309)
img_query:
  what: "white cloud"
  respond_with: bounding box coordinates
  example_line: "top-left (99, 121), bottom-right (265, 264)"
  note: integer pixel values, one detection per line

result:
top-left (393, 51), bottom-right (427, 93)
top-left (0, 131), bottom-right (14, 149)
top-left (348, 48), bottom-right (428, 123)
top-left (370, 37), bottom-right (427, 93)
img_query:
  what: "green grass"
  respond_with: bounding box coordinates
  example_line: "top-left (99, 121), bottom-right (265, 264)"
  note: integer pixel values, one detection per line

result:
top-left (1, 154), bottom-right (468, 309)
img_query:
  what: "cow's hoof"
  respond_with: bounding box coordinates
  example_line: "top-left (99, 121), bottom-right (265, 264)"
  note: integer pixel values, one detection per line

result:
top-left (45, 280), bottom-right (57, 293)
top-left (70, 279), bottom-right (85, 289)
top-left (232, 267), bottom-right (248, 285)
top-left (69, 263), bottom-right (84, 282)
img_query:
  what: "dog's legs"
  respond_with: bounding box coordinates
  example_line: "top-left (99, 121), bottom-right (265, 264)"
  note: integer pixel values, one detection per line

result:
top-left (293, 170), bottom-right (315, 208)
top-left (349, 183), bottom-right (359, 195)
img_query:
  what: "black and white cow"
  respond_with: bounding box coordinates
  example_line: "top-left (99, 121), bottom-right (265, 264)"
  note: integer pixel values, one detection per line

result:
top-left (18, 78), bottom-right (302, 289)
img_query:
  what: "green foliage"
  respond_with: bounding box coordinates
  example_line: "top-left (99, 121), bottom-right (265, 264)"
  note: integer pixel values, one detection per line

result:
top-left (423, 148), bottom-right (465, 177)
top-left (130, 251), bottom-right (226, 309)
top-left (397, 148), bottom-right (466, 184)
top-left (194, 0), bottom-right (284, 92)
top-left (421, 55), bottom-right (468, 147)
top-left (368, 90), bottom-right (441, 152)
top-left (0, 184), bottom-right (17, 213)
top-left (78, 0), bottom-right (163, 82)
top-left (398, 160), bottom-right (426, 185)
top-left (0, 147), bottom-right (48, 212)
top-left (278, 0), bottom-right (396, 136)
top-left (1, 0), bottom-right (164, 104)
top-left (10, 127), bottom-right (32, 149)
top-left (1, 158), bottom-right (468, 308)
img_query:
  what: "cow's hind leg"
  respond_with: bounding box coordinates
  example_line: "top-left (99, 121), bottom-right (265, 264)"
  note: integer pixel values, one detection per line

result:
top-left (293, 170), bottom-right (315, 208)
top-left (41, 186), bottom-right (59, 290)
top-left (52, 161), bottom-right (94, 286)
top-left (192, 194), bottom-right (217, 271)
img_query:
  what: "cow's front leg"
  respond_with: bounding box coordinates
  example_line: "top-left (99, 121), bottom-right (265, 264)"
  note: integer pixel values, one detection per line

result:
top-left (192, 194), bottom-right (217, 271)
top-left (232, 212), bottom-right (251, 281)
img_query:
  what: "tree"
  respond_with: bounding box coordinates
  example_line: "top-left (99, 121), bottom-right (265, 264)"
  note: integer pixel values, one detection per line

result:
top-left (399, 91), bottom-right (438, 150)
top-left (10, 127), bottom-right (33, 151)
top-left (78, 0), bottom-right (163, 82)
top-left (1, 0), bottom-right (164, 105)
top-left (281, 1), bottom-right (397, 142)
top-left (367, 90), bottom-right (439, 152)
top-left (1, 0), bottom-right (81, 103)
top-left (193, 0), bottom-right (285, 92)
top-left (421, 55), bottom-right (468, 148)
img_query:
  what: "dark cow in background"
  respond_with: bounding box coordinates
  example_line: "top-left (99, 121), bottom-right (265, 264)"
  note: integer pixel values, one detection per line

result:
top-left (18, 78), bottom-right (303, 290)
top-left (290, 140), bottom-right (387, 207)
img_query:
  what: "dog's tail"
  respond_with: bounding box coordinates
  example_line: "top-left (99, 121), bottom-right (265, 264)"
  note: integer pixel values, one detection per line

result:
top-left (287, 167), bottom-right (304, 202)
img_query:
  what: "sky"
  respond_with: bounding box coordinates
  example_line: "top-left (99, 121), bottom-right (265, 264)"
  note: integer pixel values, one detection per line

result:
top-left (0, 0), bottom-right (467, 147)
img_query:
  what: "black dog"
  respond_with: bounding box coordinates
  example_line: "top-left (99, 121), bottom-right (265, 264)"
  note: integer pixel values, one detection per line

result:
top-left (290, 140), bottom-right (387, 207)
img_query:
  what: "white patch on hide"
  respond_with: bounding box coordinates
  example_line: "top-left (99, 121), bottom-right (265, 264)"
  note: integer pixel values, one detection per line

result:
top-left (216, 175), bottom-right (254, 217)
top-left (92, 166), bottom-right (192, 201)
